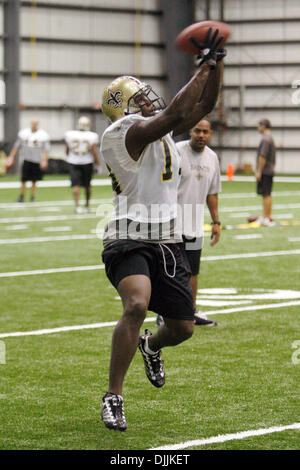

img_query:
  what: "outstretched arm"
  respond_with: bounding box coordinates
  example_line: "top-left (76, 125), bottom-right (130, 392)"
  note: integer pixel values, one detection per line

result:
top-left (126, 62), bottom-right (211, 161)
top-left (173, 61), bottom-right (223, 137)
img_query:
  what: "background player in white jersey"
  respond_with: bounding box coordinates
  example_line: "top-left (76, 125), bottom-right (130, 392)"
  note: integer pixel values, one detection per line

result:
top-left (99, 28), bottom-right (226, 431)
top-left (6, 118), bottom-right (50, 202)
top-left (65, 116), bottom-right (100, 214)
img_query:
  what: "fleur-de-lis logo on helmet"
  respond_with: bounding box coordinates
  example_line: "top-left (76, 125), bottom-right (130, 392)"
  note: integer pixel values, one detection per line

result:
top-left (106, 90), bottom-right (123, 108)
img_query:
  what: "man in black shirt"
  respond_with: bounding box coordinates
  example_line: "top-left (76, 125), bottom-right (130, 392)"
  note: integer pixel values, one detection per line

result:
top-left (249, 119), bottom-right (276, 226)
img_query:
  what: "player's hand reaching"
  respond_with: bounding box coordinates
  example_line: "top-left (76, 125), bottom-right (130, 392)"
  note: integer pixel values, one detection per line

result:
top-left (189, 27), bottom-right (225, 69)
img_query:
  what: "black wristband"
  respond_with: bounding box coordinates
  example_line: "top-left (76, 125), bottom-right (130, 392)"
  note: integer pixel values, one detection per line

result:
top-left (211, 221), bottom-right (221, 225)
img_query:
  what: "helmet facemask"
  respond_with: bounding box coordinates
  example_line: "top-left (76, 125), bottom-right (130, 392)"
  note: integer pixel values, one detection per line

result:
top-left (126, 84), bottom-right (166, 117)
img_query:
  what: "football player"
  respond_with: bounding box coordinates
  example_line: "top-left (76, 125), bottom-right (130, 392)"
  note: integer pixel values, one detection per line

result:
top-left (100, 29), bottom-right (226, 431)
top-left (6, 118), bottom-right (50, 202)
top-left (65, 116), bottom-right (100, 214)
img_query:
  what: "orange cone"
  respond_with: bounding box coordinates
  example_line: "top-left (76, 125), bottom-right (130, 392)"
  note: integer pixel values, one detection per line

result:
top-left (226, 163), bottom-right (234, 181)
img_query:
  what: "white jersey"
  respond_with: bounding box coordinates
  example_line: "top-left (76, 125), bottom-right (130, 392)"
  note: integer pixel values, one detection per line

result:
top-left (100, 114), bottom-right (182, 242)
top-left (177, 140), bottom-right (221, 239)
top-left (15, 128), bottom-right (50, 164)
top-left (65, 130), bottom-right (99, 165)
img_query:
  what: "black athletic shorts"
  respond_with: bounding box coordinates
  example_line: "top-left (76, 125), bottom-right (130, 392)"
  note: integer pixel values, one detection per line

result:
top-left (69, 163), bottom-right (93, 188)
top-left (182, 235), bottom-right (202, 276)
top-left (257, 174), bottom-right (273, 196)
top-left (21, 160), bottom-right (43, 182)
top-left (102, 240), bottom-right (194, 320)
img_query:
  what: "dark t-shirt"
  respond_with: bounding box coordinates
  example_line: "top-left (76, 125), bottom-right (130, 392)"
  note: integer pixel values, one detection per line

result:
top-left (257, 133), bottom-right (276, 176)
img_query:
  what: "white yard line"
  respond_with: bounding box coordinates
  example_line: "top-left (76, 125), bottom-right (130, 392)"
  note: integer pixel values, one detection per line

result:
top-left (1, 203), bottom-right (300, 224)
top-left (221, 190), bottom-right (300, 199)
top-left (0, 317), bottom-right (156, 339)
top-left (0, 294), bottom-right (298, 355)
top-left (230, 213), bottom-right (293, 219)
top-left (38, 207), bottom-right (62, 212)
top-left (1, 175), bottom-right (300, 190)
top-left (0, 198), bottom-right (111, 209)
top-left (0, 264), bottom-right (105, 278)
top-left (0, 214), bottom-right (96, 223)
top-left (234, 234), bottom-right (263, 240)
top-left (1, 300), bottom-right (299, 339)
top-left (43, 226), bottom-right (72, 232)
top-left (0, 191), bottom-right (299, 209)
top-left (0, 235), bottom-right (97, 245)
top-left (3, 224), bottom-right (28, 231)
top-left (202, 249), bottom-right (300, 261)
top-left (220, 176), bottom-right (300, 183)
top-left (0, 179), bottom-right (112, 189)
top-left (149, 422), bottom-right (300, 450)
top-left (1, 249), bottom-right (300, 278)
top-left (195, 300), bottom-right (252, 307)
top-left (196, 300), bottom-right (300, 315)
top-left (220, 203), bottom-right (300, 213)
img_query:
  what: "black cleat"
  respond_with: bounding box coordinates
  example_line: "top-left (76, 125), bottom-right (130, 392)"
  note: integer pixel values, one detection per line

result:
top-left (194, 311), bottom-right (217, 327)
top-left (138, 329), bottom-right (165, 388)
top-left (101, 393), bottom-right (127, 432)
top-left (16, 195), bottom-right (24, 203)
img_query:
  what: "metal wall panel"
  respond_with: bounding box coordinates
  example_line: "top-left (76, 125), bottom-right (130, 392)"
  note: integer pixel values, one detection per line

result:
top-left (35, 0), bottom-right (161, 10)
top-left (230, 22), bottom-right (300, 42)
top-left (20, 76), bottom-right (168, 106)
top-left (0, 112), bottom-right (4, 140)
top-left (227, 109), bottom-right (300, 127)
top-left (20, 42), bottom-right (165, 76)
top-left (0, 6), bottom-right (3, 36)
top-left (224, 0), bottom-right (300, 20)
top-left (226, 44), bottom-right (300, 64)
top-left (223, 66), bottom-right (300, 86)
top-left (214, 128), bottom-right (300, 148)
top-left (0, 42), bottom-right (3, 71)
top-left (223, 88), bottom-right (294, 108)
top-left (20, 8), bottom-right (162, 43)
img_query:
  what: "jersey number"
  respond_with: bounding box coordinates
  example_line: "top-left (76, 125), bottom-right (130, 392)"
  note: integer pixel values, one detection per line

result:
top-left (106, 164), bottom-right (122, 195)
top-left (161, 138), bottom-right (173, 182)
top-left (71, 139), bottom-right (91, 155)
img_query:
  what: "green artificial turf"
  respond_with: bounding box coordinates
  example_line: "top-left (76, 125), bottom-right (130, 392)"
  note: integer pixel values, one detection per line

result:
top-left (0, 177), bottom-right (300, 450)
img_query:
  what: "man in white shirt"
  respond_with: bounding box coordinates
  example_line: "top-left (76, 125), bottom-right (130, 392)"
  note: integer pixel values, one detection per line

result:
top-left (180, 119), bottom-right (221, 325)
top-left (6, 118), bottom-right (50, 202)
top-left (157, 119), bottom-right (221, 327)
top-left (65, 116), bottom-right (100, 214)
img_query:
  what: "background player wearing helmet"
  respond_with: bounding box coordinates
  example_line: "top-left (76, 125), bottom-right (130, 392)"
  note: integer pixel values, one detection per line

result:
top-left (65, 116), bottom-right (100, 214)
top-left (100, 30), bottom-right (225, 431)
